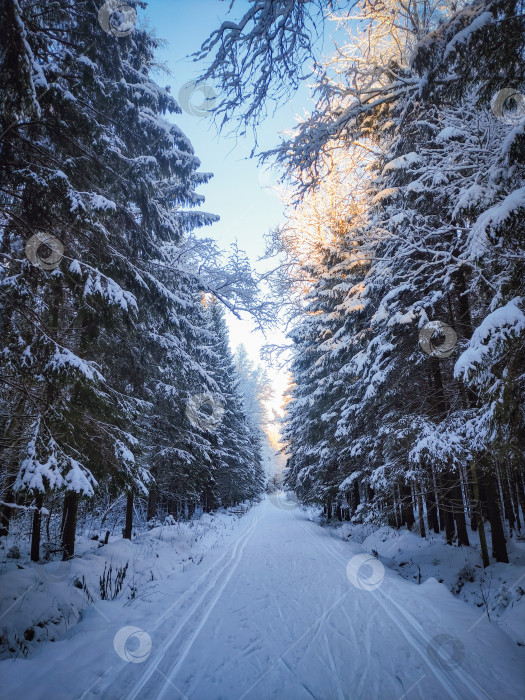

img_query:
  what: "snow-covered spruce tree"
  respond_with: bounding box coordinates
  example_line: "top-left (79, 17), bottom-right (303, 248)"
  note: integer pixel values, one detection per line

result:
top-left (335, 95), bottom-right (480, 544)
top-left (134, 274), bottom-right (218, 524)
top-left (141, 229), bottom-right (270, 521)
top-left (274, 155), bottom-right (371, 516)
top-left (0, 0), bottom-right (218, 557)
top-left (410, 0), bottom-right (525, 561)
top-left (199, 0), bottom-right (524, 562)
top-left (281, 0), bottom-right (523, 562)
top-left (282, 240), bottom-right (356, 512)
top-left (203, 299), bottom-right (265, 506)
top-left (235, 344), bottom-right (273, 486)
top-left (145, 291), bottom-right (267, 520)
top-left (356, 0), bottom-right (525, 559)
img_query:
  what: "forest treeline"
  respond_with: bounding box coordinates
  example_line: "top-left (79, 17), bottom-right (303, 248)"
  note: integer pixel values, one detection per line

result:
top-left (1, 0), bottom-right (524, 571)
top-left (194, 0), bottom-right (525, 566)
top-left (266, 0), bottom-right (523, 566)
top-left (0, 0), bottom-right (268, 561)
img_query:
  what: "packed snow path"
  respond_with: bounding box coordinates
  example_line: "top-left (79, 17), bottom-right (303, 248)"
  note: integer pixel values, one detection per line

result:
top-left (3, 497), bottom-right (524, 699)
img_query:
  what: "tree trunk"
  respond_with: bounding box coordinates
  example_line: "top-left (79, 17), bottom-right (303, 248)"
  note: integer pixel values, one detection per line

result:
top-left (454, 503), bottom-right (470, 547)
top-left (0, 397), bottom-right (27, 536)
top-left (428, 358), bottom-right (454, 541)
top-left (46, 499), bottom-right (54, 541)
top-left (470, 460), bottom-right (489, 567)
top-left (425, 487), bottom-right (440, 534)
top-left (123, 492), bottom-right (133, 539)
top-left (417, 489), bottom-right (426, 538)
top-left (325, 500), bottom-right (332, 521)
top-left (147, 481), bottom-right (157, 521)
top-left (454, 469), bottom-right (470, 547)
top-left (500, 464), bottom-right (515, 536)
top-left (441, 471), bottom-right (456, 545)
top-left (434, 475), bottom-right (446, 532)
top-left (61, 493), bottom-right (78, 560)
top-left (484, 471), bottom-right (509, 563)
top-left (442, 468), bottom-right (469, 546)
top-left (352, 481), bottom-right (360, 515)
top-left (0, 490), bottom-right (14, 537)
top-left (510, 477), bottom-right (522, 532)
top-left (517, 473), bottom-right (525, 527)
top-left (438, 500), bottom-right (446, 533)
top-left (453, 267), bottom-right (473, 338)
top-left (400, 484), bottom-right (415, 529)
top-left (30, 494), bottom-right (43, 562)
top-left (465, 463), bottom-right (478, 532)
top-left (345, 492), bottom-right (352, 521)
top-left (444, 507), bottom-right (455, 545)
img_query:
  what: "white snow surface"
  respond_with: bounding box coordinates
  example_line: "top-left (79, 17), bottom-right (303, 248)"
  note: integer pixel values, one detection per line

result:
top-left (443, 12), bottom-right (494, 58)
top-left (1, 497), bottom-right (524, 699)
top-left (382, 152), bottom-right (422, 173)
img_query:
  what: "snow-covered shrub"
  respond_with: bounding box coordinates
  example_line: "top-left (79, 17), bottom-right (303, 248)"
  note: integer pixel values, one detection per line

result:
top-left (6, 546), bottom-right (20, 560)
top-left (452, 564), bottom-right (476, 594)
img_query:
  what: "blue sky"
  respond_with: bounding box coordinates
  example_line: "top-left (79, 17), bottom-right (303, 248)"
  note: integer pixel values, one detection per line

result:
top-left (142, 0), bottom-right (320, 409)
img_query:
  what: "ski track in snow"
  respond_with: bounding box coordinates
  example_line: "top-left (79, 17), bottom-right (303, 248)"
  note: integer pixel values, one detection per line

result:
top-left (152, 514), bottom-right (261, 700)
top-left (312, 534), bottom-right (479, 700)
top-left (1, 497), bottom-right (524, 700)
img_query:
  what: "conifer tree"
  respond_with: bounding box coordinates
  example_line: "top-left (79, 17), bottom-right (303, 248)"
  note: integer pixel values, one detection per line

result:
top-left (204, 299), bottom-right (265, 506)
top-left (0, 0), bottom-right (218, 555)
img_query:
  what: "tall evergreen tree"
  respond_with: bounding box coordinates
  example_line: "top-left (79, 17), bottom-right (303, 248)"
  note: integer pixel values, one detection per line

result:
top-left (203, 299), bottom-right (265, 506)
top-left (0, 0), bottom-right (219, 555)
top-left (258, 0), bottom-right (524, 563)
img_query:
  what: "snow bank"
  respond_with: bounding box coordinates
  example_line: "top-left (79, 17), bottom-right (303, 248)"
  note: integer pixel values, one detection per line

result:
top-left (0, 506), bottom-right (255, 660)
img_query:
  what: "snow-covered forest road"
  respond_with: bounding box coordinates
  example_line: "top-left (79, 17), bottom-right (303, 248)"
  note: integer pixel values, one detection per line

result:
top-left (2, 498), bottom-right (524, 700)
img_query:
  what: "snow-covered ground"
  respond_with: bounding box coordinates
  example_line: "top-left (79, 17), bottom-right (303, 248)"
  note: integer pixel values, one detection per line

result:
top-left (1, 496), bottom-right (524, 699)
top-left (326, 519), bottom-right (525, 648)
